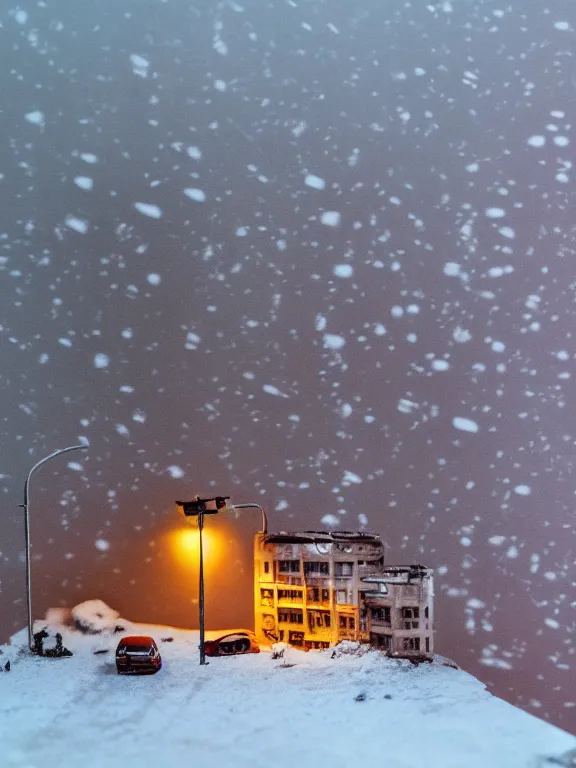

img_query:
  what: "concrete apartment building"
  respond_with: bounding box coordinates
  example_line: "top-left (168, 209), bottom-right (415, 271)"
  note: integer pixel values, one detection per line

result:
top-left (253, 530), bottom-right (434, 658)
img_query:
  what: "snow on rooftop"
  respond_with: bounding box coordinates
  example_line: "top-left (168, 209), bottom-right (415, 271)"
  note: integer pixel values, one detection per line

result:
top-left (0, 614), bottom-right (573, 768)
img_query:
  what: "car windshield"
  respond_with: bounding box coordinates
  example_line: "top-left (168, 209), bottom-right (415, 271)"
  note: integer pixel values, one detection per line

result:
top-left (126, 645), bottom-right (151, 653)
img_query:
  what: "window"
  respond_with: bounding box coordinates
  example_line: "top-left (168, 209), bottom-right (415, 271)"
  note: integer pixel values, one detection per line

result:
top-left (264, 562), bottom-right (270, 574)
top-left (304, 561), bottom-right (329, 576)
top-left (260, 589), bottom-right (274, 606)
top-left (370, 633), bottom-right (392, 650)
top-left (403, 637), bottom-right (420, 652)
top-left (425, 637), bottom-right (430, 653)
top-left (278, 589), bottom-right (302, 602)
top-left (278, 609), bottom-right (303, 624)
top-left (336, 590), bottom-right (349, 604)
top-left (278, 560), bottom-right (300, 574)
top-left (308, 611), bottom-right (331, 631)
top-left (334, 562), bottom-right (354, 577)
top-left (401, 607), bottom-right (419, 630)
top-left (305, 641), bottom-right (330, 650)
top-left (424, 606), bottom-right (429, 619)
top-left (307, 587), bottom-right (330, 603)
top-left (338, 615), bottom-right (355, 630)
top-left (370, 606), bottom-right (391, 625)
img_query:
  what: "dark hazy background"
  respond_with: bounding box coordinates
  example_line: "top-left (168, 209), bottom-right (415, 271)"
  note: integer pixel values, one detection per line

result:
top-left (1, 0), bottom-right (575, 732)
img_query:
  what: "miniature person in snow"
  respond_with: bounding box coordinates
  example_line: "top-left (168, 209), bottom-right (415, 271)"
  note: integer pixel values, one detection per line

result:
top-left (32, 628), bottom-right (49, 656)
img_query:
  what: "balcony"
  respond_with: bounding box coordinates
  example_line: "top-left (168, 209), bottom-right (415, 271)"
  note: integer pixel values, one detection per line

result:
top-left (307, 626), bottom-right (332, 637)
top-left (277, 588), bottom-right (304, 605)
top-left (277, 596), bottom-right (303, 605)
top-left (370, 608), bottom-right (391, 628)
top-left (303, 563), bottom-right (330, 582)
top-left (370, 619), bottom-right (392, 629)
top-left (276, 575), bottom-right (303, 586)
top-left (304, 574), bottom-right (330, 585)
top-left (278, 610), bottom-right (304, 626)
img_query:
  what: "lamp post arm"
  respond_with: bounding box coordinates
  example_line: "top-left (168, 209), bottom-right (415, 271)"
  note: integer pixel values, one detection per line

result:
top-left (23, 443), bottom-right (88, 652)
top-left (231, 503), bottom-right (268, 535)
top-left (24, 445), bottom-right (88, 503)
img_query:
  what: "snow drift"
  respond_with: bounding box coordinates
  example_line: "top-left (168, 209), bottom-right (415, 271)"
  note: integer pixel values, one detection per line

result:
top-left (70, 599), bottom-right (125, 634)
top-left (0, 605), bottom-right (573, 768)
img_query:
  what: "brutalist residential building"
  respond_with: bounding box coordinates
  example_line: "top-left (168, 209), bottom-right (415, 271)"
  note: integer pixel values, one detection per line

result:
top-left (253, 530), bottom-right (434, 658)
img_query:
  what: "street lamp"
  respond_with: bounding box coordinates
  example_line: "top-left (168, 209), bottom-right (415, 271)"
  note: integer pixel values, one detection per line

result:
top-left (176, 496), bottom-right (229, 665)
top-left (22, 444), bottom-right (89, 652)
top-left (175, 497), bottom-right (268, 665)
top-left (229, 503), bottom-right (268, 535)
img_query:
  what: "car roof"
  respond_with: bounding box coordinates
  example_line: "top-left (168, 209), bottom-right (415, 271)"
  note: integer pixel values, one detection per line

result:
top-left (118, 635), bottom-right (155, 645)
top-left (211, 632), bottom-right (252, 641)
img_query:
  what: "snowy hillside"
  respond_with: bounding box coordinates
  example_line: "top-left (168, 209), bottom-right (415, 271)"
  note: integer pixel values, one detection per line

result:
top-left (0, 614), bottom-right (574, 768)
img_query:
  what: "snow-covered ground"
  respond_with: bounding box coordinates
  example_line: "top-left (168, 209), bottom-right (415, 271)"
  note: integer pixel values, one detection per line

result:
top-left (0, 615), bottom-right (574, 768)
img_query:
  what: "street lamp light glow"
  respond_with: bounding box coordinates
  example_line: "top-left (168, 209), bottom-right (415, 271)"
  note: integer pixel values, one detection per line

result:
top-left (171, 527), bottom-right (221, 567)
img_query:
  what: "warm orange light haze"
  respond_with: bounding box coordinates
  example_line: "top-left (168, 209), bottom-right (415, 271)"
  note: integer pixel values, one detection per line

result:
top-left (169, 525), bottom-right (225, 571)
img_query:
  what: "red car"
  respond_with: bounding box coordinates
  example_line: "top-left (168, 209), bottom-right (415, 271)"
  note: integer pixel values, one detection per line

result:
top-left (204, 631), bottom-right (260, 657)
top-left (116, 636), bottom-right (162, 674)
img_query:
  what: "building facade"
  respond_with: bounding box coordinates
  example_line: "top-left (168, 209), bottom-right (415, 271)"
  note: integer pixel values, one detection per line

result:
top-left (254, 530), bottom-right (434, 658)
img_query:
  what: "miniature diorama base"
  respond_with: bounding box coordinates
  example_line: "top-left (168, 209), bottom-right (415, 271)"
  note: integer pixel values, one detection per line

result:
top-left (0, 602), bottom-right (574, 767)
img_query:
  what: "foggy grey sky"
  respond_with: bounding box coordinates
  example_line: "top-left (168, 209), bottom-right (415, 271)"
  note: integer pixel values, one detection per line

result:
top-left (1, 0), bottom-right (575, 731)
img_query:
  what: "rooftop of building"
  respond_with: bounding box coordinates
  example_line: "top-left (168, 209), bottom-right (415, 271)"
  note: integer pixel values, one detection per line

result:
top-left (262, 530), bottom-right (383, 545)
top-left (362, 565), bottom-right (433, 583)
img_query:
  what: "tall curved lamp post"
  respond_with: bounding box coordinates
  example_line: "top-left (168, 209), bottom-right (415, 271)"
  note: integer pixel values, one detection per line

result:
top-left (175, 497), bottom-right (268, 665)
top-left (22, 444), bottom-right (89, 651)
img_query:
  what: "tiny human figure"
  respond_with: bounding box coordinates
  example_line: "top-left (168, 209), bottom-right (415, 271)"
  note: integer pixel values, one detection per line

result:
top-left (4, 661), bottom-right (10, 672)
top-left (32, 629), bottom-right (49, 656)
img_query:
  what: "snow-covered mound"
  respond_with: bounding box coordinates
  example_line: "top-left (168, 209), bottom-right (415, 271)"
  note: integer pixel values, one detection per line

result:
top-left (0, 615), bottom-right (573, 768)
top-left (44, 607), bottom-right (73, 628)
top-left (70, 599), bottom-right (125, 634)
